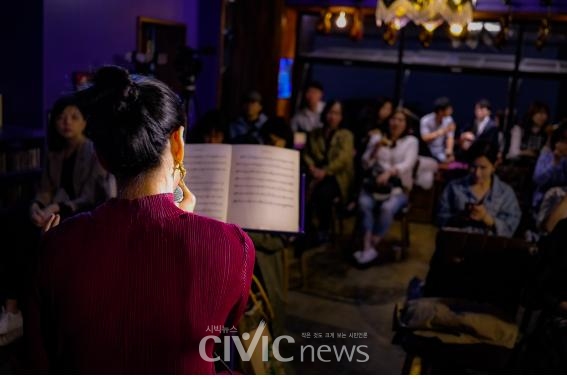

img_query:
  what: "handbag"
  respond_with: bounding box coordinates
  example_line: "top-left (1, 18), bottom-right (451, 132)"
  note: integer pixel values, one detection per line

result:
top-left (362, 163), bottom-right (402, 201)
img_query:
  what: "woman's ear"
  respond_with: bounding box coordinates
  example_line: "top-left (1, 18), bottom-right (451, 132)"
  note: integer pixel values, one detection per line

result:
top-left (170, 126), bottom-right (185, 164)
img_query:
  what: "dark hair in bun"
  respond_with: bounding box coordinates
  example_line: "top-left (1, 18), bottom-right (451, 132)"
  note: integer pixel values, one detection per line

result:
top-left (78, 65), bottom-right (186, 181)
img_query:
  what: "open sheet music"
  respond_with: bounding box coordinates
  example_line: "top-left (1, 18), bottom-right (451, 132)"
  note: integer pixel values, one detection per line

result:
top-left (183, 144), bottom-right (301, 233)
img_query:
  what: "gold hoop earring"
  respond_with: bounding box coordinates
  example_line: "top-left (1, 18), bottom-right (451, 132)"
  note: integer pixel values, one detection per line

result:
top-left (173, 161), bottom-right (186, 180)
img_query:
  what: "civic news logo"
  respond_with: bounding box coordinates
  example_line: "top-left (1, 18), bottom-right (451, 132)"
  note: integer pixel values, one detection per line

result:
top-left (199, 320), bottom-right (370, 363)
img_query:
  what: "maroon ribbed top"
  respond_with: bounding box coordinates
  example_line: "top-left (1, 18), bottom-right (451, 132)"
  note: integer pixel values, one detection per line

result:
top-left (28, 193), bottom-right (255, 374)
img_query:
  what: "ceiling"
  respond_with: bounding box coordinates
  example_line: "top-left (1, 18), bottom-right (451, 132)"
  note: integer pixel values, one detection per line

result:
top-left (285, 0), bottom-right (567, 13)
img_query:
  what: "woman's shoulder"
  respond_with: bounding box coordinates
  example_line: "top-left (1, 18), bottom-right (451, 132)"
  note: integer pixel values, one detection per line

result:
top-left (180, 213), bottom-right (253, 251)
top-left (445, 174), bottom-right (470, 191)
top-left (337, 128), bottom-right (353, 136)
top-left (400, 134), bottom-right (419, 147)
top-left (493, 175), bottom-right (516, 195)
top-left (41, 212), bottom-right (94, 253)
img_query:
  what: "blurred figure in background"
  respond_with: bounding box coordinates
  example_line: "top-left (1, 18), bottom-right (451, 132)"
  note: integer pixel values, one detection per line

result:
top-left (458, 99), bottom-right (498, 156)
top-left (420, 97), bottom-right (456, 163)
top-left (1, 95), bottom-right (112, 347)
top-left (187, 109), bottom-right (228, 144)
top-left (229, 90), bottom-right (268, 144)
top-left (354, 108), bottom-right (419, 265)
top-left (291, 81), bottom-right (325, 133)
top-left (438, 140), bottom-right (521, 238)
top-left (507, 101), bottom-right (551, 161)
top-left (303, 100), bottom-right (354, 242)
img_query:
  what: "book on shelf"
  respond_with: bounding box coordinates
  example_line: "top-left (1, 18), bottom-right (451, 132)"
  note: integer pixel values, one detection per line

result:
top-left (0, 148), bottom-right (41, 175)
top-left (183, 144), bottom-right (304, 234)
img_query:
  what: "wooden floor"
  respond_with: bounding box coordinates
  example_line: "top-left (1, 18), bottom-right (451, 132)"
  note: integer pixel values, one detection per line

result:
top-left (281, 221), bottom-right (437, 374)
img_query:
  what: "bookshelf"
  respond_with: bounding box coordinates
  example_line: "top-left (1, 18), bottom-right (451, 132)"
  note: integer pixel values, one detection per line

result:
top-left (0, 126), bottom-right (45, 214)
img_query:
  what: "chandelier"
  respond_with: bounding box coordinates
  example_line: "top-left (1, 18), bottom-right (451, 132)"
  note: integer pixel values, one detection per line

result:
top-left (376, 0), bottom-right (475, 36)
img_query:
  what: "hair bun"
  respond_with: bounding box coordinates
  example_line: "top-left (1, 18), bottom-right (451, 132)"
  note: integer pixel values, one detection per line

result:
top-left (92, 65), bottom-right (139, 107)
top-left (93, 65), bottom-right (130, 91)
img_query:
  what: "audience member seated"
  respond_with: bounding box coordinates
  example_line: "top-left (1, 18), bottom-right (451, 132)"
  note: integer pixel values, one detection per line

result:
top-left (438, 140), bottom-right (521, 238)
top-left (354, 108), bottom-right (419, 265)
top-left (228, 90), bottom-right (268, 144)
top-left (35, 95), bottom-right (114, 221)
top-left (507, 101), bottom-right (551, 161)
top-left (303, 100), bottom-right (354, 242)
top-left (357, 97), bottom-right (394, 144)
top-left (537, 187), bottom-right (567, 234)
top-left (187, 109), bottom-right (227, 144)
top-left (420, 97), bottom-right (456, 163)
top-left (260, 117), bottom-right (294, 149)
top-left (457, 99), bottom-right (499, 157)
top-left (532, 122), bottom-right (567, 213)
top-left (0, 95), bottom-right (113, 347)
top-left (291, 81), bottom-right (324, 133)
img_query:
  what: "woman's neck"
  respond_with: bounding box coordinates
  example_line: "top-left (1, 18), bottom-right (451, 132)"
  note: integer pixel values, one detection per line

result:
top-left (117, 168), bottom-right (174, 200)
top-left (473, 178), bottom-right (492, 193)
top-left (64, 135), bottom-right (86, 155)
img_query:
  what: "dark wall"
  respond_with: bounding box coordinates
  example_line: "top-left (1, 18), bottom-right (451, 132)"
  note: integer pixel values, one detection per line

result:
top-left (195, 0), bottom-right (222, 122)
top-left (43, 0), bottom-right (199, 115)
top-left (221, 0), bottom-right (285, 119)
top-left (0, 1), bottom-right (43, 129)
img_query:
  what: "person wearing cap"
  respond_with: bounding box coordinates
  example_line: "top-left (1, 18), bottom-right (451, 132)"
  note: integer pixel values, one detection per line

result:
top-left (420, 97), bottom-right (456, 162)
top-left (291, 81), bottom-right (325, 133)
top-left (228, 90), bottom-right (268, 144)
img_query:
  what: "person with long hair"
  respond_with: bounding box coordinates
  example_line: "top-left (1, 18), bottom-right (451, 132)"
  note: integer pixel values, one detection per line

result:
top-left (507, 101), bottom-right (551, 160)
top-left (32, 96), bottom-right (113, 227)
top-left (27, 66), bottom-right (255, 373)
top-left (303, 100), bottom-right (354, 241)
top-left (1, 96), bottom-right (112, 347)
top-left (354, 108), bottom-right (419, 265)
top-left (438, 140), bottom-right (521, 237)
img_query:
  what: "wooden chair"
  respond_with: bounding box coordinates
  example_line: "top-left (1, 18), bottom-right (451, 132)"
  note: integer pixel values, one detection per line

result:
top-left (393, 229), bottom-right (537, 373)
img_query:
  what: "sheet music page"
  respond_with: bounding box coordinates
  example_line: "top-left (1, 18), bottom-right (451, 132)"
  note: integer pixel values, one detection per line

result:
top-left (184, 144), bottom-right (232, 222)
top-left (227, 145), bottom-right (300, 232)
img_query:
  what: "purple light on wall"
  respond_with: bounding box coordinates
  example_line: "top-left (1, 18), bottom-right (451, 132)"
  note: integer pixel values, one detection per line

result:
top-left (43, 0), bottom-right (200, 115)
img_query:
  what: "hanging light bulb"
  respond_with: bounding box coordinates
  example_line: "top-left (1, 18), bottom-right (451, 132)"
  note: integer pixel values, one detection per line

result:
top-left (422, 19), bottom-right (443, 33)
top-left (467, 22), bottom-right (483, 33)
top-left (483, 22), bottom-right (501, 34)
top-left (449, 22), bottom-right (465, 37)
top-left (336, 11), bottom-right (348, 29)
top-left (392, 16), bottom-right (409, 30)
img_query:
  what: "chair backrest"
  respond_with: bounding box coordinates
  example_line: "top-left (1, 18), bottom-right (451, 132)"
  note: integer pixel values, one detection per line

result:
top-left (424, 228), bottom-right (535, 316)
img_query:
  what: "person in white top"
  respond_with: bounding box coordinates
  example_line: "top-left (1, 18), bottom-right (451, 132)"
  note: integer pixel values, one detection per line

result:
top-left (354, 108), bottom-right (419, 265)
top-left (420, 97), bottom-right (456, 162)
top-left (291, 81), bottom-right (325, 133)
